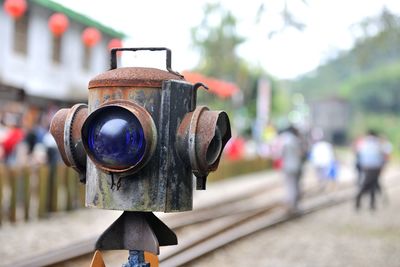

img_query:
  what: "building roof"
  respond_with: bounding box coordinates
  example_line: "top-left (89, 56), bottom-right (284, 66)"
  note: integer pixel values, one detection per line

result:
top-left (32, 0), bottom-right (126, 38)
top-left (182, 71), bottom-right (240, 99)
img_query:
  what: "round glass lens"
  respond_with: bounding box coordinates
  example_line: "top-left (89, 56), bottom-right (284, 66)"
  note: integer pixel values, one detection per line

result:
top-left (86, 107), bottom-right (146, 169)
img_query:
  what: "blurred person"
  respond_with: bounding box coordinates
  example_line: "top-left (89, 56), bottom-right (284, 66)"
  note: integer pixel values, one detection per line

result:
top-left (10, 119), bottom-right (47, 168)
top-left (310, 137), bottom-right (337, 191)
top-left (279, 125), bottom-right (306, 213)
top-left (269, 128), bottom-right (284, 170)
top-left (225, 135), bottom-right (245, 161)
top-left (355, 129), bottom-right (388, 211)
top-left (1, 112), bottom-right (25, 166)
top-left (0, 113), bottom-right (9, 159)
top-left (381, 135), bottom-right (392, 166)
top-left (352, 135), bottom-right (363, 186)
top-left (26, 120), bottom-right (49, 166)
top-left (258, 123), bottom-right (278, 158)
top-left (43, 129), bottom-right (59, 166)
top-left (25, 126), bottom-right (38, 156)
top-left (375, 134), bottom-right (392, 200)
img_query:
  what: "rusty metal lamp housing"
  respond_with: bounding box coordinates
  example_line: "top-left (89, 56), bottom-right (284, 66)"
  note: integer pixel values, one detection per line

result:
top-left (176, 106), bottom-right (231, 189)
top-left (50, 47), bottom-right (232, 255)
top-left (50, 103), bottom-right (88, 182)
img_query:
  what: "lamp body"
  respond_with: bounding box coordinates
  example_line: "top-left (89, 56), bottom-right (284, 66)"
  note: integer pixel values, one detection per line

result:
top-left (86, 68), bottom-right (195, 212)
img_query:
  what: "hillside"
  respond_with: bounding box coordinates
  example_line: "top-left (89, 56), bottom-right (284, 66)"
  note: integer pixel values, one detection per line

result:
top-left (289, 8), bottom-right (400, 114)
top-left (285, 8), bottom-right (400, 147)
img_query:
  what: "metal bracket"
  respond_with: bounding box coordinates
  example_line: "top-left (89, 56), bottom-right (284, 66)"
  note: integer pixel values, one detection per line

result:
top-left (95, 211), bottom-right (177, 254)
top-left (110, 47), bottom-right (183, 78)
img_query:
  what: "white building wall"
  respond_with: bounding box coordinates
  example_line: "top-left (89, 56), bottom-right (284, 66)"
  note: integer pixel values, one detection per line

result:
top-left (1, 7), bottom-right (29, 88)
top-left (0, 7), bottom-right (11, 76)
top-left (27, 5), bottom-right (54, 97)
top-left (0, 3), bottom-right (114, 102)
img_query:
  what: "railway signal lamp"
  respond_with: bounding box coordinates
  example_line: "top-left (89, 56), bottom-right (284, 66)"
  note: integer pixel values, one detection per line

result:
top-left (50, 48), bottom-right (231, 258)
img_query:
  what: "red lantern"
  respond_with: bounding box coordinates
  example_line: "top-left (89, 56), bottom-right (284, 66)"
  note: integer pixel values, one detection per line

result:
top-left (3, 0), bottom-right (27, 19)
top-left (82, 27), bottom-right (101, 47)
top-left (108, 38), bottom-right (122, 50)
top-left (108, 38), bottom-right (123, 56)
top-left (48, 13), bottom-right (69, 37)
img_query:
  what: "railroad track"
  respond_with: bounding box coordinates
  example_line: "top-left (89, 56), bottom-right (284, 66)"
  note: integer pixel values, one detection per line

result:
top-left (7, 174), bottom-right (282, 267)
top-left (7, 169), bottom-right (399, 267)
top-left (160, 170), bottom-right (400, 267)
top-left (160, 186), bottom-right (354, 267)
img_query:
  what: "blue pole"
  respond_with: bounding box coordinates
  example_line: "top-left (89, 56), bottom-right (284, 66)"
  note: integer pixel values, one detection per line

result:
top-left (122, 250), bottom-right (149, 267)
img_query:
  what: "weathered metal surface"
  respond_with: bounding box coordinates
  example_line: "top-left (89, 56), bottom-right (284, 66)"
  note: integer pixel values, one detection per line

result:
top-left (50, 108), bottom-right (69, 165)
top-left (198, 110), bottom-right (231, 172)
top-left (65, 104), bottom-right (88, 175)
top-left (176, 106), bottom-right (231, 189)
top-left (50, 104), bottom-right (88, 175)
top-left (110, 47), bottom-right (184, 79)
top-left (88, 67), bottom-right (183, 89)
top-left (159, 81), bottom-right (196, 211)
top-left (85, 80), bottom-right (196, 212)
top-left (95, 211), bottom-right (177, 254)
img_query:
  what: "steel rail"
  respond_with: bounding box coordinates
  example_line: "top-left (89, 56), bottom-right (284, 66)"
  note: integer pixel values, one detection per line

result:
top-left (8, 170), bottom-right (399, 267)
top-left (160, 188), bottom-right (356, 267)
top-left (160, 177), bottom-right (400, 267)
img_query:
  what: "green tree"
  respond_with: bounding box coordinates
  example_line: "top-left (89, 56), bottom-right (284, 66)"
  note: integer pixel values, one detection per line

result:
top-left (256, 0), bottom-right (307, 39)
top-left (286, 7), bottom-right (400, 148)
top-left (191, 3), bottom-right (244, 80)
top-left (190, 3), bottom-right (291, 136)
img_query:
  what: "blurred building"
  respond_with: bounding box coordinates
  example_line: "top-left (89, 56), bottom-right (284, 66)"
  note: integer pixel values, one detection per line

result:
top-left (310, 97), bottom-right (351, 145)
top-left (0, 0), bottom-right (125, 108)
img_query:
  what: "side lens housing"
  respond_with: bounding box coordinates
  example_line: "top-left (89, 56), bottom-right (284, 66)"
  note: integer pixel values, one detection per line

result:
top-left (50, 104), bottom-right (88, 175)
top-left (176, 106), bottom-right (231, 189)
top-left (82, 100), bottom-right (156, 174)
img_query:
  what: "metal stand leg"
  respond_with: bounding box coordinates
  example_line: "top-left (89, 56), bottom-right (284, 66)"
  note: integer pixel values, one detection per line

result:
top-left (96, 211), bottom-right (177, 254)
top-left (122, 250), bottom-right (149, 267)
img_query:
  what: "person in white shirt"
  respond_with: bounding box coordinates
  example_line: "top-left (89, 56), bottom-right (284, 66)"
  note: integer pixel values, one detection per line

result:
top-left (310, 139), bottom-right (337, 190)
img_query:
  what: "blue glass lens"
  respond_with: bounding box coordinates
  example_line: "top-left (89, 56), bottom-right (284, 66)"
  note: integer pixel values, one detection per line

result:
top-left (86, 107), bottom-right (146, 169)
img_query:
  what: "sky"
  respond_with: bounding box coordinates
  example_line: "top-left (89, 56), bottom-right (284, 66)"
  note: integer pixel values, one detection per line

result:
top-left (55, 0), bottom-right (400, 79)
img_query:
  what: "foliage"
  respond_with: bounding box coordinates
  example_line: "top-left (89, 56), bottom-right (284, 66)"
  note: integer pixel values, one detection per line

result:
top-left (286, 8), bottom-right (400, 149)
top-left (289, 8), bottom-right (400, 109)
top-left (191, 3), bottom-right (245, 80)
top-left (350, 112), bottom-right (400, 157)
top-left (256, 1), bottom-right (308, 38)
top-left (339, 62), bottom-right (400, 113)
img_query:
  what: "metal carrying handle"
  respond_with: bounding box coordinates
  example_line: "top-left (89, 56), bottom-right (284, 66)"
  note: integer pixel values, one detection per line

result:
top-left (110, 47), bottom-right (182, 77)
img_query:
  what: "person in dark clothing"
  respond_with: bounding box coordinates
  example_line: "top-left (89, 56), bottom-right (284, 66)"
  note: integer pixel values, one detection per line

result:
top-left (355, 130), bottom-right (388, 210)
top-left (356, 168), bottom-right (381, 210)
top-left (24, 128), bottom-right (37, 155)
